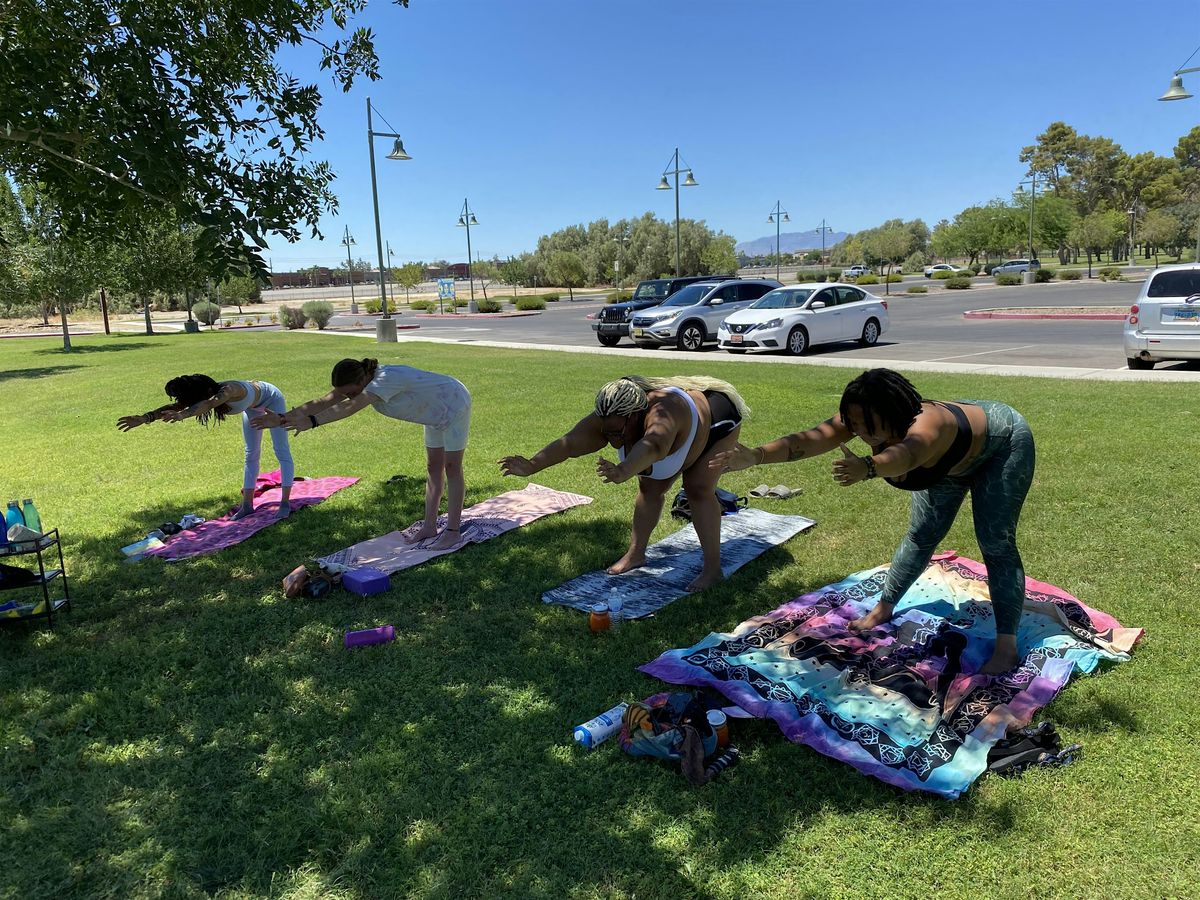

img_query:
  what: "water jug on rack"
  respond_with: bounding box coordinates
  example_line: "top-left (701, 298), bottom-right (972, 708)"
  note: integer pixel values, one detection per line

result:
top-left (20, 499), bottom-right (41, 534)
top-left (4, 500), bottom-right (24, 534)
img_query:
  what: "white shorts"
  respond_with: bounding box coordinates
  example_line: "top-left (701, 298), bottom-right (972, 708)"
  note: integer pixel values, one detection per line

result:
top-left (424, 398), bottom-right (472, 452)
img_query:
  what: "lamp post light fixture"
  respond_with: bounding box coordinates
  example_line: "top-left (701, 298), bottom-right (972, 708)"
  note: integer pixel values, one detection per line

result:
top-left (1016, 173), bottom-right (1040, 284)
top-left (766, 201), bottom-right (790, 282)
top-left (366, 96), bottom-right (411, 342)
top-left (1157, 54), bottom-right (1200, 260)
top-left (813, 219), bottom-right (835, 266)
top-left (386, 242), bottom-right (397, 310)
top-left (341, 226), bottom-right (358, 313)
top-left (612, 230), bottom-right (631, 291)
top-left (1127, 205), bottom-right (1138, 265)
top-left (655, 147), bottom-right (698, 276)
top-left (456, 199), bottom-right (479, 313)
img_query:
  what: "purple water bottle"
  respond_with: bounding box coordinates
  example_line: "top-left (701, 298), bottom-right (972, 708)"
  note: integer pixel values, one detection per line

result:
top-left (344, 624), bottom-right (395, 648)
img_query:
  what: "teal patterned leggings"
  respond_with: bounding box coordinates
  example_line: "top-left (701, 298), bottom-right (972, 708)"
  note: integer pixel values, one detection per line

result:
top-left (881, 401), bottom-right (1035, 634)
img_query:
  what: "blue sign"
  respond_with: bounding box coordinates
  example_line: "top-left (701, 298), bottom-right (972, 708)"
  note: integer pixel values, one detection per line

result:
top-left (437, 278), bottom-right (456, 300)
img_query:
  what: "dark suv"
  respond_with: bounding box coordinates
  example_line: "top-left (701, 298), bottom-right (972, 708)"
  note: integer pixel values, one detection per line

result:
top-left (592, 275), bottom-right (738, 346)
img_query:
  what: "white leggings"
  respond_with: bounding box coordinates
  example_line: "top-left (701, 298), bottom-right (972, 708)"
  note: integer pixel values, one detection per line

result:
top-left (240, 384), bottom-right (294, 491)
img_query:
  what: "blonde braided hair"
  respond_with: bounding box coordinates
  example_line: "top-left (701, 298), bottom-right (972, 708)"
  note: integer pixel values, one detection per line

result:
top-left (594, 375), bottom-right (749, 419)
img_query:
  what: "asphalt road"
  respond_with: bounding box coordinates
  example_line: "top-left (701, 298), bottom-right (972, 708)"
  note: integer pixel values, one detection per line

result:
top-left (323, 278), bottom-right (1178, 372)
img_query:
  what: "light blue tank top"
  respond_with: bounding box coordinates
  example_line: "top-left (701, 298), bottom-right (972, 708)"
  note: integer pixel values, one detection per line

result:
top-left (618, 386), bottom-right (699, 480)
top-left (222, 380), bottom-right (262, 414)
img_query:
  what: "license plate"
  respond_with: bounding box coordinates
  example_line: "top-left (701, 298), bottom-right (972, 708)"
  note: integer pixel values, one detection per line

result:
top-left (1165, 306), bottom-right (1200, 323)
top-left (730, 334), bottom-right (743, 344)
top-left (632, 327), bottom-right (644, 337)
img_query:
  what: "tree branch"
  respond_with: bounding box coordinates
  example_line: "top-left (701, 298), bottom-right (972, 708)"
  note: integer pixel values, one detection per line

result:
top-left (0, 130), bottom-right (169, 204)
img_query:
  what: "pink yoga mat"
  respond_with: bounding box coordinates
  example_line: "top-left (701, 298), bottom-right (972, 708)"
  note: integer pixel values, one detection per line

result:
top-left (145, 471), bottom-right (359, 560)
top-left (318, 483), bottom-right (593, 575)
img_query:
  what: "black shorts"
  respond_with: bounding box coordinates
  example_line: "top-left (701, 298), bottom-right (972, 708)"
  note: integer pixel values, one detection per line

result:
top-left (701, 391), bottom-right (742, 456)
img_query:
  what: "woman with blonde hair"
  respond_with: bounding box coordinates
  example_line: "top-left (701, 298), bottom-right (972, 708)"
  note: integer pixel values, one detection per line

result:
top-left (255, 358), bottom-right (471, 551)
top-left (499, 375), bottom-right (747, 592)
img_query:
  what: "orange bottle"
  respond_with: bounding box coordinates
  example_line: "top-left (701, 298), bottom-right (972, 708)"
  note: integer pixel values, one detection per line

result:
top-left (589, 603), bottom-right (611, 633)
top-left (707, 709), bottom-right (730, 748)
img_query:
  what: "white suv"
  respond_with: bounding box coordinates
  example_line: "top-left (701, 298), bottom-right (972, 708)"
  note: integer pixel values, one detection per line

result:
top-left (1124, 264), bottom-right (1200, 370)
top-left (842, 265), bottom-right (871, 280)
top-left (630, 279), bottom-right (781, 350)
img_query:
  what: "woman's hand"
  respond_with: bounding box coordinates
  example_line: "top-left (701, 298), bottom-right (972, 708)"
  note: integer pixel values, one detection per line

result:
top-left (160, 408), bottom-right (187, 423)
top-left (709, 443), bottom-right (760, 473)
top-left (252, 411), bottom-right (284, 430)
top-left (498, 455), bottom-right (535, 477)
top-left (596, 457), bottom-right (630, 484)
top-left (117, 415), bottom-right (145, 432)
top-left (285, 414), bottom-right (313, 435)
top-left (832, 443), bottom-right (870, 486)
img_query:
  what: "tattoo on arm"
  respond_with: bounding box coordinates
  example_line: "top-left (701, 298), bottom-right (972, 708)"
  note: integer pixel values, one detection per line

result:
top-left (786, 436), bottom-right (806, 461)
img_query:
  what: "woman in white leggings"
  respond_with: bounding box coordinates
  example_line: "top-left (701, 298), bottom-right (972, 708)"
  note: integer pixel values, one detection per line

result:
top-left (118, 374), bottom-right (295, 519)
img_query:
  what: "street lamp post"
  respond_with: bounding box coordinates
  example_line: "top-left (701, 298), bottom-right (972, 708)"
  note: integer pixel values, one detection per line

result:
top-left (1158, 61), bottom-right (1200, 261)
top-left (813, 220), bottom-right (834, 266)
top-left (1128, 206), bottom-right (1137, 264)
top-left (612, 230), bottom-right (630, 291)
top-left (1016, 173), bottom-right (1040, 284)
top-left (655, 147), bottom-right (698, 276)
top-left (366, 96), bottom-right (412, 342)
top-left (341, 226), bottom-right (357, 313)
top-left (766, 201), bottom-right (790, 282)
top-left (456, 199), bottom-right (479, 313)
top-left (386, 242), bottom-right (397, 310)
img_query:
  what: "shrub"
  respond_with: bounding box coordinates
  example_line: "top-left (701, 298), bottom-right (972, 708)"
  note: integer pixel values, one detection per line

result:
top-left (365, 299), bottom-right (382, 314)
top-left (827, 268), bottom-right (841, 279)
top-left (301, 300), bottom-right (334, 329)
top-left (192, 301), bottom-right (221, 326)
top-left (1098, 266), bottom-right (1122, 281)
top-left (268, 313), bottom-right (278, 324)
top-left (476, 298), bottom-right (501, 313)
top-left (1058, 269), bottom-right (1083, 281)
top-left (410, 300), bottom-right (434, 311)
top-left (1034, 268), bottom-right (1055, 283)
top-left (854, 274), bottom-right (879, 284)
top-left (932, 269), bottom-right (958, 280)
top-left (515, 296), bottom-right (546, 311)
top-left (884, 273), bottom-right (903, 283)
top-left (607, 291), bottom-right (632, 304)
top-left (906, 285), bottom-right (929, 294)
top-left (995, 273), bottom-right (1022, 286)
top-left (279, 305), bottom-right (307, 329)
top-left (541, 293), bottom-right (560, 302)
top-left (903, 251), bottom-right (928, 274)
top-left (944, 277), bottom-right (973, 290)
top-left (454, 298), bottom-right (468, 308)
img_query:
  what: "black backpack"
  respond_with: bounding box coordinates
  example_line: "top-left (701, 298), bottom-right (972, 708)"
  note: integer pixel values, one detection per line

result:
top-left (670, 487), bottom-right (747, 521)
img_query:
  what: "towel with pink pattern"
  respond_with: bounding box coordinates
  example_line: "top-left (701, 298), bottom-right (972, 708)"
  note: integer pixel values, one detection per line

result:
top-left (639, 553), bottom-right (1142, 799)
top-left (317, 483), bottom-right (593, 575)
top-left (144, 471), bottom-right (359, 560)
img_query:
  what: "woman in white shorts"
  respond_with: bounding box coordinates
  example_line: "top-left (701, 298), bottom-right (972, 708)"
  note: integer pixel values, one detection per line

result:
top-left (258, 358), bottom-right (471, 550)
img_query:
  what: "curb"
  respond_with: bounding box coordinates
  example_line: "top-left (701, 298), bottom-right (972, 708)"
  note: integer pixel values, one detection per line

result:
top-left (963, 307), bottom-right (1126, 321)
top-left (410, 311), bottom-right (541, 319)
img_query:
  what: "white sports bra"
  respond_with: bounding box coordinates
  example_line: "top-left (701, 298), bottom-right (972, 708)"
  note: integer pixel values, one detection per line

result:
top-left (618, 386), bottom-right (699, 480)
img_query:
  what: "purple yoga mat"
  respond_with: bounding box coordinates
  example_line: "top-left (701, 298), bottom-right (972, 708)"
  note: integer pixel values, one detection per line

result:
top-left (345, 625), bottom-right (395, 648)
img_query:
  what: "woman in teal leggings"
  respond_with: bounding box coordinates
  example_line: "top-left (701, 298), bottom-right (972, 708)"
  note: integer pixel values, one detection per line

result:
top-left (712, 368), bottom-right (1035, 675)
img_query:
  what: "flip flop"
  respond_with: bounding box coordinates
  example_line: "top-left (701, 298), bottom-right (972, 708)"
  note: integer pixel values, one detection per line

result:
top-left (766, 485), bottom-right (802, 499)
top-left (748, 484), bottom-right (771, 498)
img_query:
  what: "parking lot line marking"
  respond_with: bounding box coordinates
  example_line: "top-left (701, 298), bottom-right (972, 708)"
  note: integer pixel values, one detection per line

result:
top-left (923, 345), bottom-right (1037, 362)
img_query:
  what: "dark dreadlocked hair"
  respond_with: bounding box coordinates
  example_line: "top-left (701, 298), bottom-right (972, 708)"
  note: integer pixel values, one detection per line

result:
top-left (164, 374), bottom-right (228, 425)
top-left (331, 358), bottom-right (379, 388)
top-left (839, 368), bottom-right (924, 437)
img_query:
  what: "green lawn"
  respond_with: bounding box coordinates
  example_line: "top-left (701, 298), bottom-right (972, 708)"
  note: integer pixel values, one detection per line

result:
top-left (1, 333), bottom-right (1197, 899)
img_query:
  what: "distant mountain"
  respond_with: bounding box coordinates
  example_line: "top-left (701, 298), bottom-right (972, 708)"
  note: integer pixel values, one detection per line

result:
top-left (736, 231), bottom-right (849, 256)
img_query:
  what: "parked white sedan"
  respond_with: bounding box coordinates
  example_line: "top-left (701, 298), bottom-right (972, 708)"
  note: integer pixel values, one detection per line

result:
top-left (717, 283), bottom-right (889, 355)
top-left (924, 263), bottom-right (964, 277)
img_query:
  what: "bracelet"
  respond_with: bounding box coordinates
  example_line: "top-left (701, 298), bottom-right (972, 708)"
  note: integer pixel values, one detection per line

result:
top-left (308, 414), bottom-right (319, 430)
top-left (862, 455), bottom-right (877, 479)
top-left (755, 446), bottom-right (766, 466)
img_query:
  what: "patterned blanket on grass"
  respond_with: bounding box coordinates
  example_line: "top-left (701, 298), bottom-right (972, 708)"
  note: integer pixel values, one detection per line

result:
top-left (639, 553), bottom-right (1142, 798)
top-left (542, 508), bottom-right (815, 620)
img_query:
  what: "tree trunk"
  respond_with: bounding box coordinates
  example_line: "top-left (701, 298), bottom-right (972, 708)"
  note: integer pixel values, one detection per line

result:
top-left (59, 302), bottom-right (72, 351)
top-left (41, 300), bottom-right (50, 326)
top-left (144, 297), bottom-right (154, 335)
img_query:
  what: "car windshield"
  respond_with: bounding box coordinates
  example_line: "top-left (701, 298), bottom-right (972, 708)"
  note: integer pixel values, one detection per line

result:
top-left (1147, 270), bottom-right (1200, 298)
top-left (634, 281), bottom-right (669, 299)
top-left (661, 284), bottom-right (713, 307)
top-left (750, 288), bottom-right (814, 310)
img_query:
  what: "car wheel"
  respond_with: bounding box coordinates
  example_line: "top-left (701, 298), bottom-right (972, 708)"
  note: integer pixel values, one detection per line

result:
top-left (859, 318), bottom-right (881, 346)
top-left (597, 334), bottom-right (620, 347)
top-left (1127, 356), bottom-right (1155, 370)
top-left (677, 322), bottom-right (706, 351)
top-left (785, 326), bottom-right (809, 356)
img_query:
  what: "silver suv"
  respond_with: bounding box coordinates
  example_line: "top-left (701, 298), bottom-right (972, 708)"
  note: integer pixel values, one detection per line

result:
top-left (630, 279), bottom-right (781, 350)
top-left (991, 259), bottom-right (1041, 276)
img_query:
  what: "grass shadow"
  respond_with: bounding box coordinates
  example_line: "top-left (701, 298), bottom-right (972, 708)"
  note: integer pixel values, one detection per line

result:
top-left (0, 364), bottom-right (85, 382)
top-left (33, 342), bottom-right (154, 355)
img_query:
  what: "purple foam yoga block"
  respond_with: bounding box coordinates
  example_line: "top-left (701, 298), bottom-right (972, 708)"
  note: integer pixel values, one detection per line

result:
top-left (344, 625), bottom-right (395, 648)
top-left (342, 566), bottom-right (390, 596)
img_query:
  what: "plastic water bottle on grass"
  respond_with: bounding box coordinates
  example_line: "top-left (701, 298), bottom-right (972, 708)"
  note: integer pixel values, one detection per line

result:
top-left (607, 589), bottom-right (623, 631)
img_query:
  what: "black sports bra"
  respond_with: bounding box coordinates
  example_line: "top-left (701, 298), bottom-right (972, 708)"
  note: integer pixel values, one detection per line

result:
top-left (885, 401), bottom-right (974, 491)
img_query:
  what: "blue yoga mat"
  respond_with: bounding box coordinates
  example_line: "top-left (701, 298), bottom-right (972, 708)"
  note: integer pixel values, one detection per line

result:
top-left (542, 507), bottom-right (816, 620)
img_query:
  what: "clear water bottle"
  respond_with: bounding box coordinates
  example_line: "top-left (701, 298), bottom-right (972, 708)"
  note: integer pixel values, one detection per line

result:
top-left (4, 500), bottom-right (24, 532)
top-left (607, 589), bottom-right (623, 631)
top-left (20, 499), bottom-right (40, 534)
top-left (573, 702), bottom-right (628, 749)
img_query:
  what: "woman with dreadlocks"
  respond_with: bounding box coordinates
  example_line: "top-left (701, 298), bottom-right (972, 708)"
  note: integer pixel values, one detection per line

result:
top-left (117, 375), bottom-right (295, 519)
top-left (498, 375), bottom-right (748, 592)
top-left (711, 368), bottom-right (1035, 674)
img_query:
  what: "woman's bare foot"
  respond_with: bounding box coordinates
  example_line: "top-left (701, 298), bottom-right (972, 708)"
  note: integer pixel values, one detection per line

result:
top-left (606, 551), bottom-right (646, 575)
top-left (687, 569), bottom-right (724, 592)
top-left (848, 601), bottom-right (896, 632)
top-left (979, 639), bottom-right (1020, 675)
top-left (426, 528), bottom-right (462, 550)
top-left (404, 524), bottom-right (439, 544)
top-left (230, 503), bottom-right (255, 521)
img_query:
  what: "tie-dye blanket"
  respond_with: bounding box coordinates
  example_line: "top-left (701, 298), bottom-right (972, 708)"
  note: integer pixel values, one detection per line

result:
top-left (542, 508), bottom-right (816, 620)
top-left (318, 483), bottom-right (593, 575)
top-left (639, 553), bottom-right (1142, 799)
top-left (144, 472), bottom-right (359, 560)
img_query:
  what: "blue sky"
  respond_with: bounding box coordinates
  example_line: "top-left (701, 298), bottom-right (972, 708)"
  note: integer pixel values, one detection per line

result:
top-left (267, 0), bottom-right (1200, 270)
